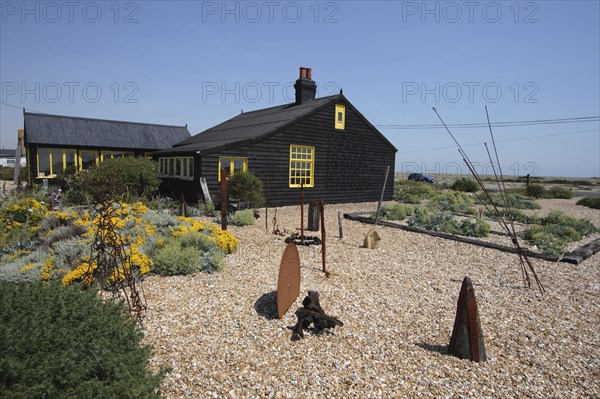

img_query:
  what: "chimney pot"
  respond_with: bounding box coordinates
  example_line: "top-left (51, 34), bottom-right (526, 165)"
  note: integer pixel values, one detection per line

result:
top-left (299, 67), bottom-right (307, 79)
top-left (306, 68), bottom-right (312, 80)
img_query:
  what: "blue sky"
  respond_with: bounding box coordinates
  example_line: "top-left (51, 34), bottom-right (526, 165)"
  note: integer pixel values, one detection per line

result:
top-left (1, 0), bottom-right (599, 177)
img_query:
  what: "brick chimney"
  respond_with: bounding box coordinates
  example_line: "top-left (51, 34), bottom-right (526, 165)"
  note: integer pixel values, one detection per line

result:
top-left (294, 67), bottom-right (317, 105)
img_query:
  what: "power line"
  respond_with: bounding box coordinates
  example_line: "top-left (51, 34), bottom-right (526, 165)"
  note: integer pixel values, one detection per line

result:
top-left (396, 129), bottom-right (599, 154)
top-left (377, 116), bottom-right (600, 129)
top-left (0, 102), bottom-right (49, 114)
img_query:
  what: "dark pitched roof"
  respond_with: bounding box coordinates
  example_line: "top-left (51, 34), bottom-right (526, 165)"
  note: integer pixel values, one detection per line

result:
top-left (0, 149), bottom-right (17, 158)
top-left (158, 94), bottom-right (396, 155)
top-left (24, 112), bottom-right (191, 150)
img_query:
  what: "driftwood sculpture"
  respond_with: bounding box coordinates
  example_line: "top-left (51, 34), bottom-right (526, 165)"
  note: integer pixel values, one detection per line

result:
top-left (293, 291), bottom-right (343, 340)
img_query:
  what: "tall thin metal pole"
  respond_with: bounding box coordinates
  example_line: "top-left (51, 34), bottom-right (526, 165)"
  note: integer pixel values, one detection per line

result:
top-left (300, 181), bottom-right (304, 244)
top-left (374, 166), bottom-right (391, 226)
top-left (220, 168), bottom-right (227, 231)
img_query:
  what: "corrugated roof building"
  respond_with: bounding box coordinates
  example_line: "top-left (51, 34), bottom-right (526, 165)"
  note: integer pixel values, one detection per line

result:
top-left (23, 111), bottom-right (190, 182)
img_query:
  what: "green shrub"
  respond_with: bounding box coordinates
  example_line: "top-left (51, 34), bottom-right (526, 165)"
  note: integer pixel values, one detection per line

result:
top-left (0, 281), bottom-right (164, 398)
top-left (541, 211), bottom-right (597, 236)
top-left (523, 226), bottom-right (568, 257)
top-left (394, 193), bottom-right (422, 204)
top-left (0, 166), bottom-right (26, 182)
top-left (394, 181), bottom-right (437, 204)
top-left (408, 208), bottom-right (489, 237)
top-left (231, 209), bottom-right (256, 226)
top-left (376, 203), bottom-right (414, 221)
top-left (451, 177), bottom-right (479, 193)
top-left (544, 187), bottom-right (572, 199)
top-left (484, 208), bottom-right (541, 225)
top-left (0, 249), bottom-right (49, 283)
top-left (431, 191), bottom-right (476, 214)
top-left (523, 211), bottom-right (597, 256)
top-left (478, 193), bottom-right (540, 210)
top-left (152, 232), bottom-right (224, 275)
top-left (526, 184), bottom-right (545, 198)
top-left (227, 171), bottom-right (264, 207)
top-left (64, 189), bottom-right (92, 206)
top-left (577, 197), bottom-right (600, 209)
top-left (150, 241), bottom-right (201, 276)
top-left (79, 157), bottom-right (160, 202)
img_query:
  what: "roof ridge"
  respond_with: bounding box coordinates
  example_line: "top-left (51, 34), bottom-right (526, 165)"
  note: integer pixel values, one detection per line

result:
top-left (233, 95), bottom-right (339, 116)
top-left (24, 111), bottom-right (187, 129)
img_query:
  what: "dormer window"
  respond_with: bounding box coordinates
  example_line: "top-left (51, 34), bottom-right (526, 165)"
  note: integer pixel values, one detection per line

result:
top-left (335, 104), bottom-right (345, 130)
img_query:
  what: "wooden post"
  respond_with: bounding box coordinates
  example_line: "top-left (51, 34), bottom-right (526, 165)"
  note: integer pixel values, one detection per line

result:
top-left (300, 181), bottom-right (304, 244)
top-left (220, 168), bottom-right (227, 231)
top-left (338, 211), bottom-right (344, 239)
top-left (374, 165), bottom-right (391, 226)
top-left (320, 200), bottom-right (328, 277)
top-left (265, 170), bottom-right (269, 233)
top-left (199, 177), bottom-right (213, 205)
top-left (13, 140), bottom-right (22, 186)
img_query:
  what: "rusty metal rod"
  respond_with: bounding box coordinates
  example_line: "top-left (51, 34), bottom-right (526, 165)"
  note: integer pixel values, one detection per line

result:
top-left (320, 200), bottom-right (328, 277)
top-left (300, 181), bottom-right (304, 244)
top-left (220, 168), bottom-right (227, 231)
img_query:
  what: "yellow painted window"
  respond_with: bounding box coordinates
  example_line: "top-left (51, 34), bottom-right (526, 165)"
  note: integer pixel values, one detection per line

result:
top-left (218, 157), bottom-right (247, 181)
top-left (37, 148), bottom-right (78, 177)
top-left (63, 149), bottom-right (77, 173)
top-left (335, 104), bottom-right (345, 130)
top-left (289, 145), bottom-right (314, 188)
top-left (79, 150), bottom-right (99, 171)
top-left (36, 148), bottom-right (61, 177)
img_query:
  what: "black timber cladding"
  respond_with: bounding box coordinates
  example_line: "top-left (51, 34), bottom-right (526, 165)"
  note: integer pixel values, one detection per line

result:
top-left (24, 112), bottom-right (191, 149)
top-left (158, 94), bottom-right (397, 206)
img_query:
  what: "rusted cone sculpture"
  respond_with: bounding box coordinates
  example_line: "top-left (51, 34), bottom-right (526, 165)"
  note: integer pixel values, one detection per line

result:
top-left (277, 243), bottom-right (301, 319)
top-left (363, 227), bottom-right (382, 249)
top-left (448, 276), bottom-right (487, 362)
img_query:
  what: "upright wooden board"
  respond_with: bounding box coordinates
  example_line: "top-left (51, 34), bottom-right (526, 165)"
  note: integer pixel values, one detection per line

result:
top-left (199, 177), bottom-right (212, 205)
top-left (277, 243), bottom-right (301, 319)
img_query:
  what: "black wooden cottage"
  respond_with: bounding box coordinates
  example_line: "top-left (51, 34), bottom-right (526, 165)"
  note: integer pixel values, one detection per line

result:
top-left (156, 67), bottom-right (397, 207)
top-left (23, 111), bottom-right (190, 184)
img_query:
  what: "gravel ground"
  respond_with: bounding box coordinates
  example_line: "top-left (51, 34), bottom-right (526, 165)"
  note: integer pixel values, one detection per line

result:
top-left (143, 199), bottom-right (600, 399)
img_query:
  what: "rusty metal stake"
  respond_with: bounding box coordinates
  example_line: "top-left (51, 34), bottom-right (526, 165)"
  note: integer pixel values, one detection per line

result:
top-left (300, 181), bottom-right (304, 244)
top-left (448, 276), bottom-right (487, 362)
top-left (319, 199), bottom-right (328, 277)
top-left (220, 168), bottom-right (227, 231)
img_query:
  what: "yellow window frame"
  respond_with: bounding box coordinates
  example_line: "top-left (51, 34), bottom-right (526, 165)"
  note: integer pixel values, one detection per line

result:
top-left (79, 150), bottom-right (99, 171)
top-left (218, 157), bottom-right (247, 181)
top-left (289, 145), bottom-right (314, 188)
top-left (335, 104), bottom-right (346, 130)
top-left (36, 147), bottom-right (76, 178)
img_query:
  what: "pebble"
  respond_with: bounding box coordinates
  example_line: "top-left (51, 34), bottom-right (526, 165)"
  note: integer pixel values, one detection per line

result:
top-left (143, 200), bottom-right (600, 398)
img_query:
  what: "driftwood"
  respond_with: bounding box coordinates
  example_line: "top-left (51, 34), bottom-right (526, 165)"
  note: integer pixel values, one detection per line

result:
top-left (448, 276), bottom-right (487, 362)
top-left (562, 237), bottom-right (600, 264)
top-left (293, 291), bottom-right (343, 340)
top-left (344, 213), bottom-right (559, 262)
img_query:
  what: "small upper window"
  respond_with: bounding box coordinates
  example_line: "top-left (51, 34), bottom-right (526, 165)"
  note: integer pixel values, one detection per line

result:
top-left (335, 104), bottom-right (345, 130)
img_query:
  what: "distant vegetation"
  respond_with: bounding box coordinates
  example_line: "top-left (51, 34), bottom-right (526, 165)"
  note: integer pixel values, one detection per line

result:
top-left (576, 197), bottom-right (600, 209)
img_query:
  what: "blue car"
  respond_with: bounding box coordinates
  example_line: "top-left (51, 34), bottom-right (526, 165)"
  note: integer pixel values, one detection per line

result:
top-left (408, 173), bottom-right (435, 184)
